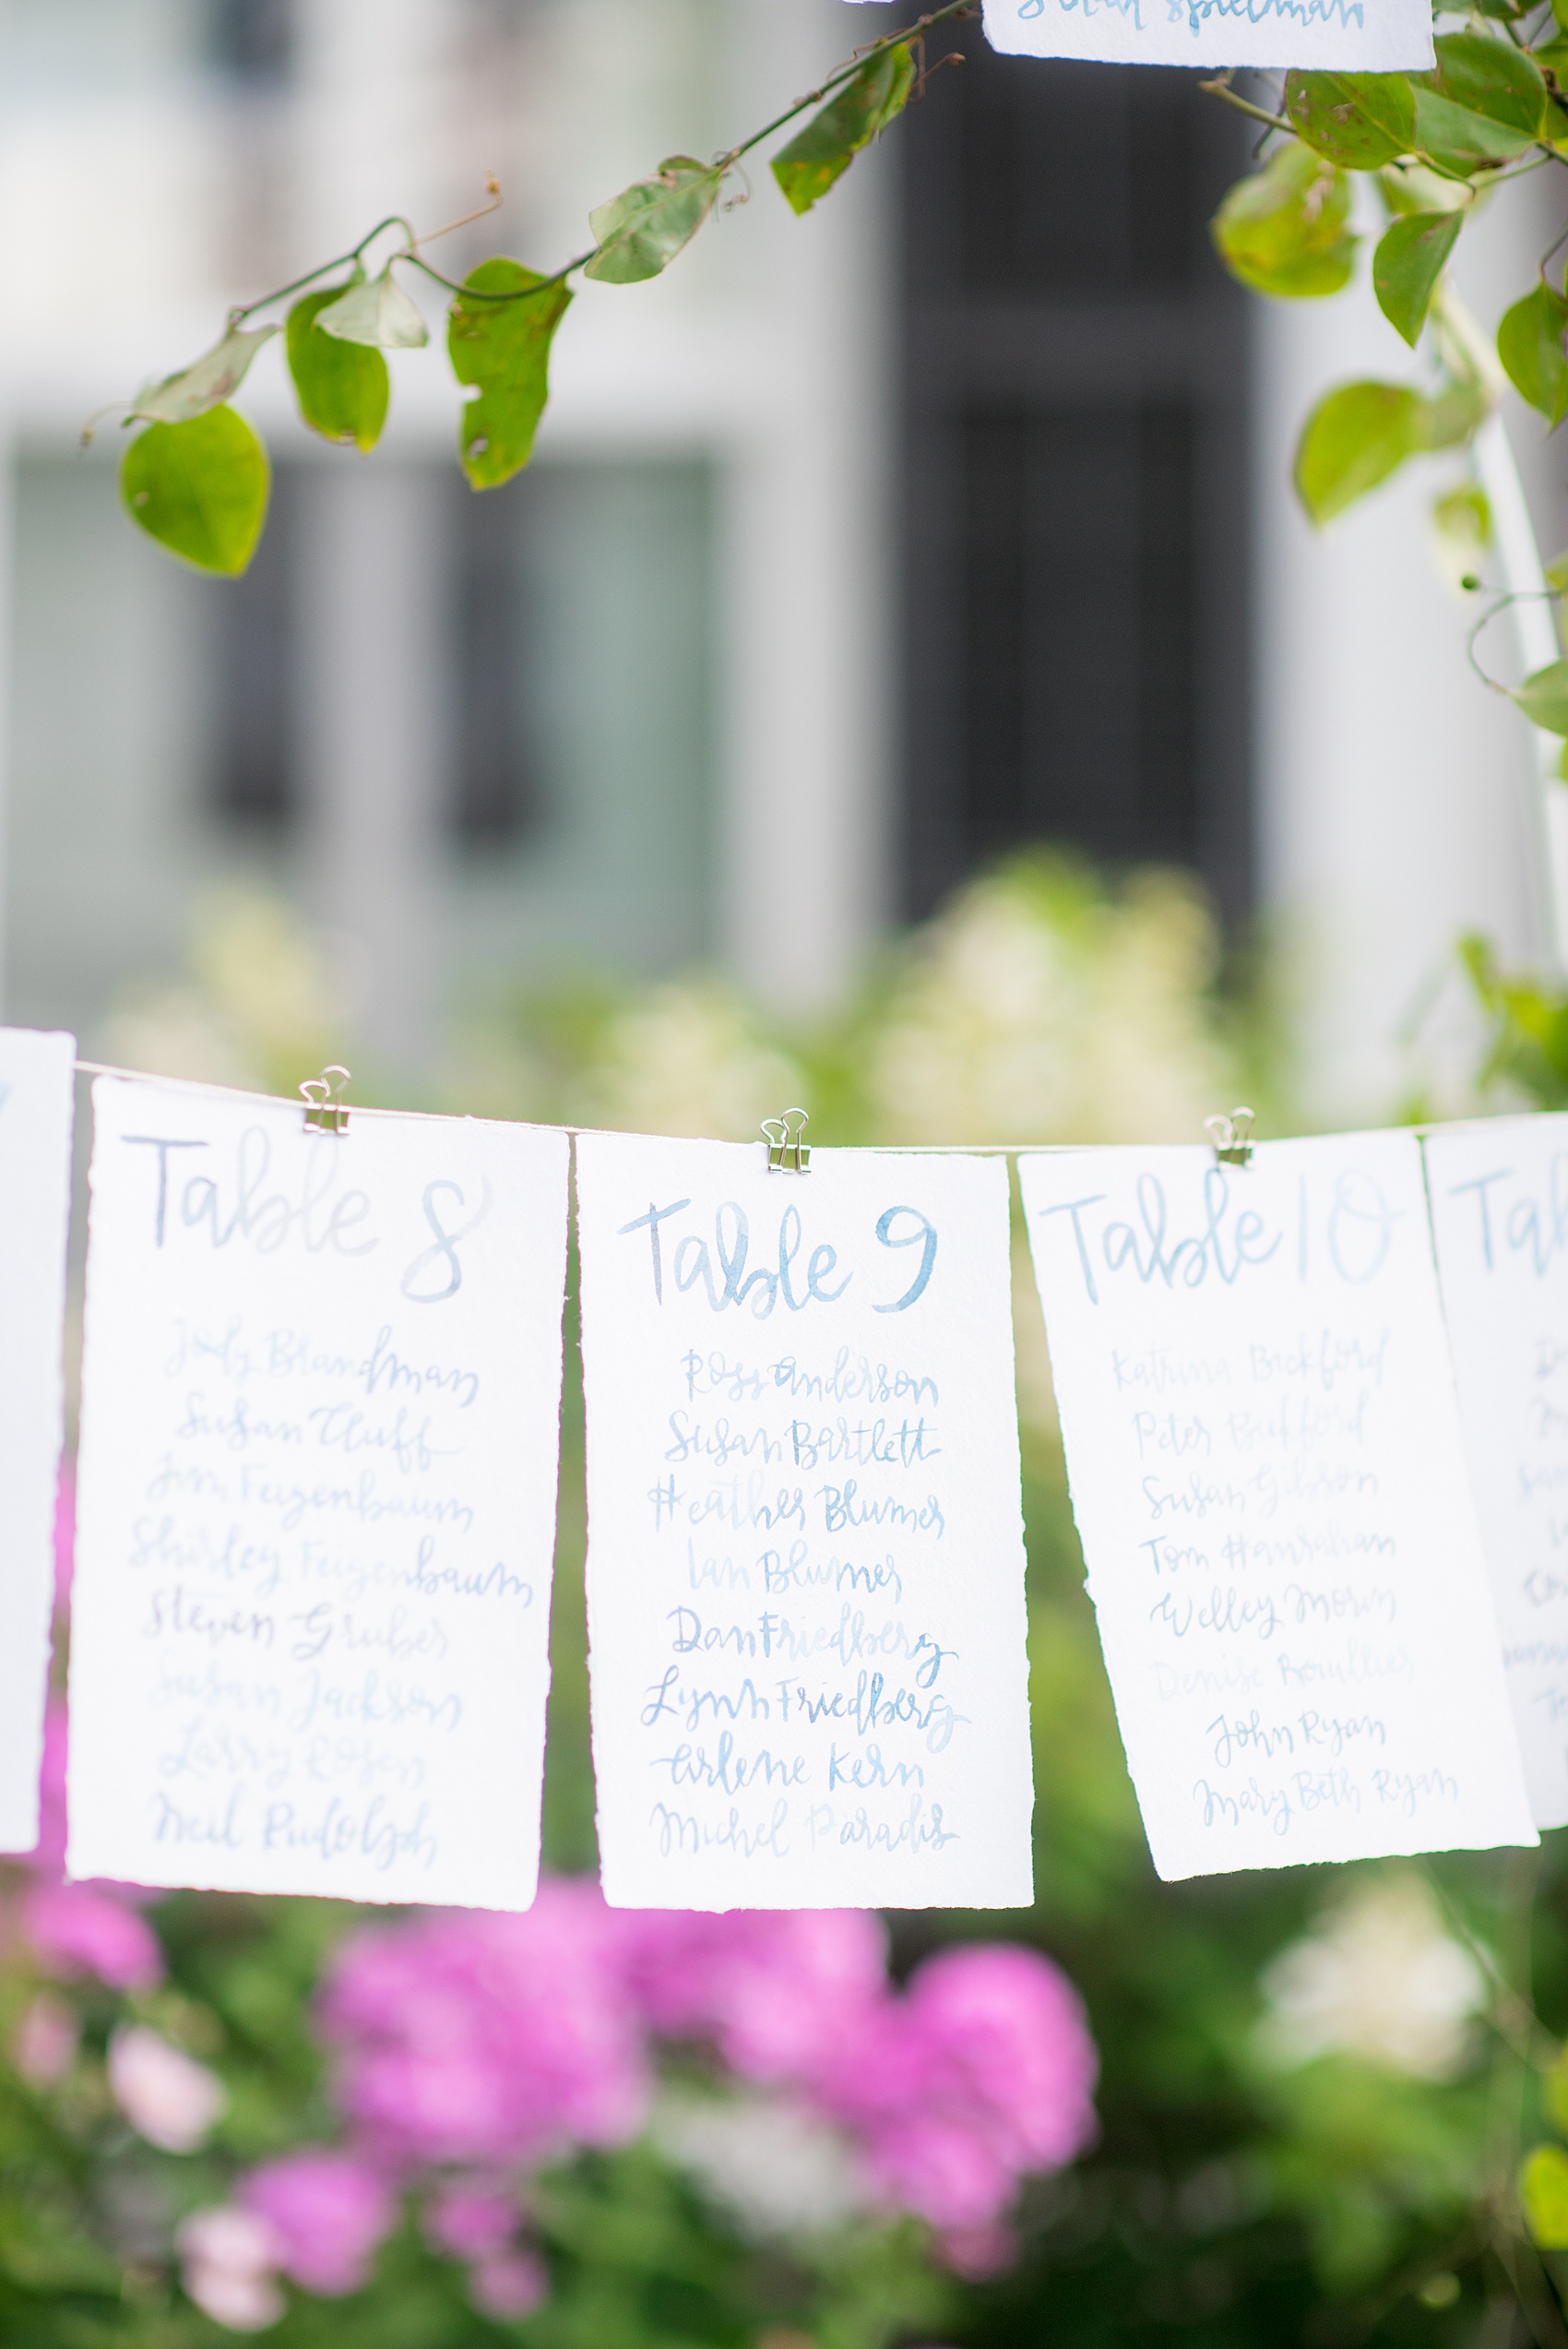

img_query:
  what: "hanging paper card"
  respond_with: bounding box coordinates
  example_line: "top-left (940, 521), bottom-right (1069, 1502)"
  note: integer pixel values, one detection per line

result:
top-left (1423, 1115), bottom-right (1568, 1829)
top-left (1018, 1130), bottom-right (1533, 1879)
top-left (982, 0), bottom-right (1432, 72)
top-left (0, 1031), bottom-right (76, 1853)
top-left (67, 1079), bottom-right (569, 1907)
top-left (576, 1135), bottom-right (1033, 1910)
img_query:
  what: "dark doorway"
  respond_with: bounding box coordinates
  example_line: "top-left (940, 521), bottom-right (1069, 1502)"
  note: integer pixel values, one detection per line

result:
top-left (899, 23), bottom-right (1252, 923)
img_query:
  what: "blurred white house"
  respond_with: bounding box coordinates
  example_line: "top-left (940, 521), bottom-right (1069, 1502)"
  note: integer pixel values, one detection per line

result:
top-left (0, 0), bottom-right (1559, 1115)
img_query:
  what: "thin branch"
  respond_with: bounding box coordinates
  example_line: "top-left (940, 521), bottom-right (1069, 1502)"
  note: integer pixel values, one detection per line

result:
top-left (201, 0), bottom-right (975, 346)
top-left (1467, 589), bottom-right (1560, 693)
top-left (400, 246), bottom-right (593, 303)
top-left (410, 174), bottom-right (504, 251)
top-left (1540, 210), bottom-right (1568, 284)
top-left (723, 0), bottom-right (975, 167)
top-left (1200, 74), bottom-right (1293, 135)
top-left (1420, 1862), bottom-right (1560, 2068)
top-left (225, 214), bottom-right (416, 328)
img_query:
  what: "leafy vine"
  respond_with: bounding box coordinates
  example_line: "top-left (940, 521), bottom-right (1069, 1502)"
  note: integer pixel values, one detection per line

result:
top-left (92, 2), bottom-right (971, 577)
top-left (1207, 37), bottom-right (1568, 742)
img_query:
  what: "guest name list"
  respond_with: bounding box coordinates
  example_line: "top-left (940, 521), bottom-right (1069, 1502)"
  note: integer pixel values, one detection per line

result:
top-left (1020, 1130), bottom-right (1534, 1878)
top-left (68, 1080), bottom-right (569, 1907)
top-left (576, 1136), bottom-right (1035, 1909)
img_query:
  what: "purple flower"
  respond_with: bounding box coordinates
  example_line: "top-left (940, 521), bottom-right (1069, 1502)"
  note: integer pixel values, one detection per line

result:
top-left (53, 1468), bottom-right (74, 1622)
top-left (468, 2248), bottom-right (548, 2320)
top-left (12, 1991), bottom-right (78, 2085)
top-left (21, 1883), bottom-right (162, 1994)
top-left (902, 1945), bottom-right (1099, 2174)
top-left (618, 1907), bottom-right (886, 2081)
top-left (304, 1884), bottom-right (1096, 2283)
top-left (240, 2152), bottom-right (394, 2296)
top-left (321, 1879), bottom-right (647, 2170)
top-left (10, 1687), bottom-right (164, 1993)
top-left (424, 2180), bottom-right (518, 2260)
top-left (108, 2024), bottom-right (226, 2152)
top-left (177, 2208), bottom-right (285, 2333)
top-left (26, 1699), bottom-right (70, 1879)
top-left (816, 1944), bottom-right (1099, 2235)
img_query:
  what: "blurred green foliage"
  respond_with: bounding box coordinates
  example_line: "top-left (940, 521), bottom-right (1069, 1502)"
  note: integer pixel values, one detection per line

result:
top-left (1460, 932), bottom-right (1568, 1107)
top-left (18, 856), bottom-right (1568, 2344)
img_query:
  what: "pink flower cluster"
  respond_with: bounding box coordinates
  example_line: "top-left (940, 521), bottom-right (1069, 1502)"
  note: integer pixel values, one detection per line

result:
top-left (321, 1879), bottom-right (647, 2170)
top-left (209, 1885), bottom-right (1095, 2309)
top-left (6, 1485), bottom-right (162, 2000)
top-left (10, 1489), bottom-right (1099, 2326)
top-left (620, 1909), bottom-right (1099, 2266)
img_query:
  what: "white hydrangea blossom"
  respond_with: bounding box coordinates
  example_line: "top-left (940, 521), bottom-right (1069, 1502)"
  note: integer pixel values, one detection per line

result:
top-left (652, 2089), bottom-right (871, 2242)
top-left (571, 977), bottom-right (807, 1141)
top-left (1256, 1872), bottom-right (1487, 2081)
top-left (101, 882), bottom-right (353, 1093)
top-left (867, 864), bottom-right (1232, 1149)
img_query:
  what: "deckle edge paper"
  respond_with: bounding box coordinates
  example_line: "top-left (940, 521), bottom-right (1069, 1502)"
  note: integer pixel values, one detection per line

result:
top-left (0, 1029), bottom-right (77, 1856)
top-left (65, 1077), bottom-right (570, 1909)
top-left (1017, 1129), bottom-right (1534, 1882)
top-left (576, 1132), bottom-right (1035, 1912)
top-left (1422, 1114), bottom-right (1568, 1832)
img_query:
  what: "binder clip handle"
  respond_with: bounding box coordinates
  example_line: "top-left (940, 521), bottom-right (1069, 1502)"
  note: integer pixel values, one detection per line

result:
top-left (302, 1065), bottom-right (351, 1136)
top-left (1205, 1106), bottom-right (1255, 1168)
top-left (762, 1106), bottom-right (812, 1174)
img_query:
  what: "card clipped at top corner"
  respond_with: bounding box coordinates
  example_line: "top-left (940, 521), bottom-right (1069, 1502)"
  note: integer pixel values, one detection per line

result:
top-left (576, 1133), bottom-right (1035, 1911)
top-left (1018, 1129), bottom-right (1533, 1879)
top-left (982, 0), bottom-right (1432, 76)
top-left (1423, 1115), bottom-right (1568, 1831)
top-left (68, 1078), bottom-right (569, 1908)
top-left (0, 1030), bottom-right (76, 1854)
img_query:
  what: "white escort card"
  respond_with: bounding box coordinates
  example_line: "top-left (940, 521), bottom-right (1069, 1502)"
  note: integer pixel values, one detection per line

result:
top-left (576, 1134), bottom-right (1034, 1910)
top-left (68, 1079), bottom-right (569, 1907)
top-left (1018, 1130), bottom-right (1534, 1879)
top-left (1424, 1115), bottom-right (1568, 1830)
top-left (979, 0), bottom-right (1433, 74)
top-left (0, 1030), bottom-right (76, 1854)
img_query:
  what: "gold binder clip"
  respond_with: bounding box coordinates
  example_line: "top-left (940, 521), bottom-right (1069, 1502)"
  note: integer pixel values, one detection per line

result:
top-left (1205, 1105), bottom-right (1255, 1168)
top-left (762, 1106), bottom-right (812, 1174)
top-left (301, 1065), bottom-right (351, 1136)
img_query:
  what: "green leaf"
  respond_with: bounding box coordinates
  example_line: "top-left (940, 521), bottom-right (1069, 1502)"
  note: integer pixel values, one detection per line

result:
top-left (1412, 85), bottom-right (1534, 168)
top-left (1538, 31), bottom-right (1568, 69)
top-left (1285, 72), bottom-right (1417, 168)
top-left (1430, 30), bottom-right (1548, 133)
top-left (316, 266), bottom-right (428, 350)
top-left (129, 324), bottom-right (279, 424)
top-left (585, 156), bottom-right (723, 284)
top-left (771, 43), bottom-right (916, 215)
top-left (1545, 545), bottom-right (1568, 594)
top-left (119, 406), bottom-right (269, 576)
top-left (1523, 2143), bottom-right (1568, 2242)
top-left (1378, 160), bottom-right (1469, 215)
top-left (1430, 480), bottom-right (1491, 589)
top-left (286, 282), bottom-right (389, 451)
top-left (1418, 376), bottom-right (1489, 449)
top-left (1372, 210), bottom-right (1462, 344)
top-left (1498, 281), bottom-right (1568, 424)
top-left (447, 257), bottom-right (572, 489)
top-left (1294, 380), bottom-right (1427, 521)
top-left (1515, 659), bottom-right (1568, 733)
top-left (1411, 32), bottom-right (1547, 170)
top-left (1210, 140), bottom-right (1357, 300)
